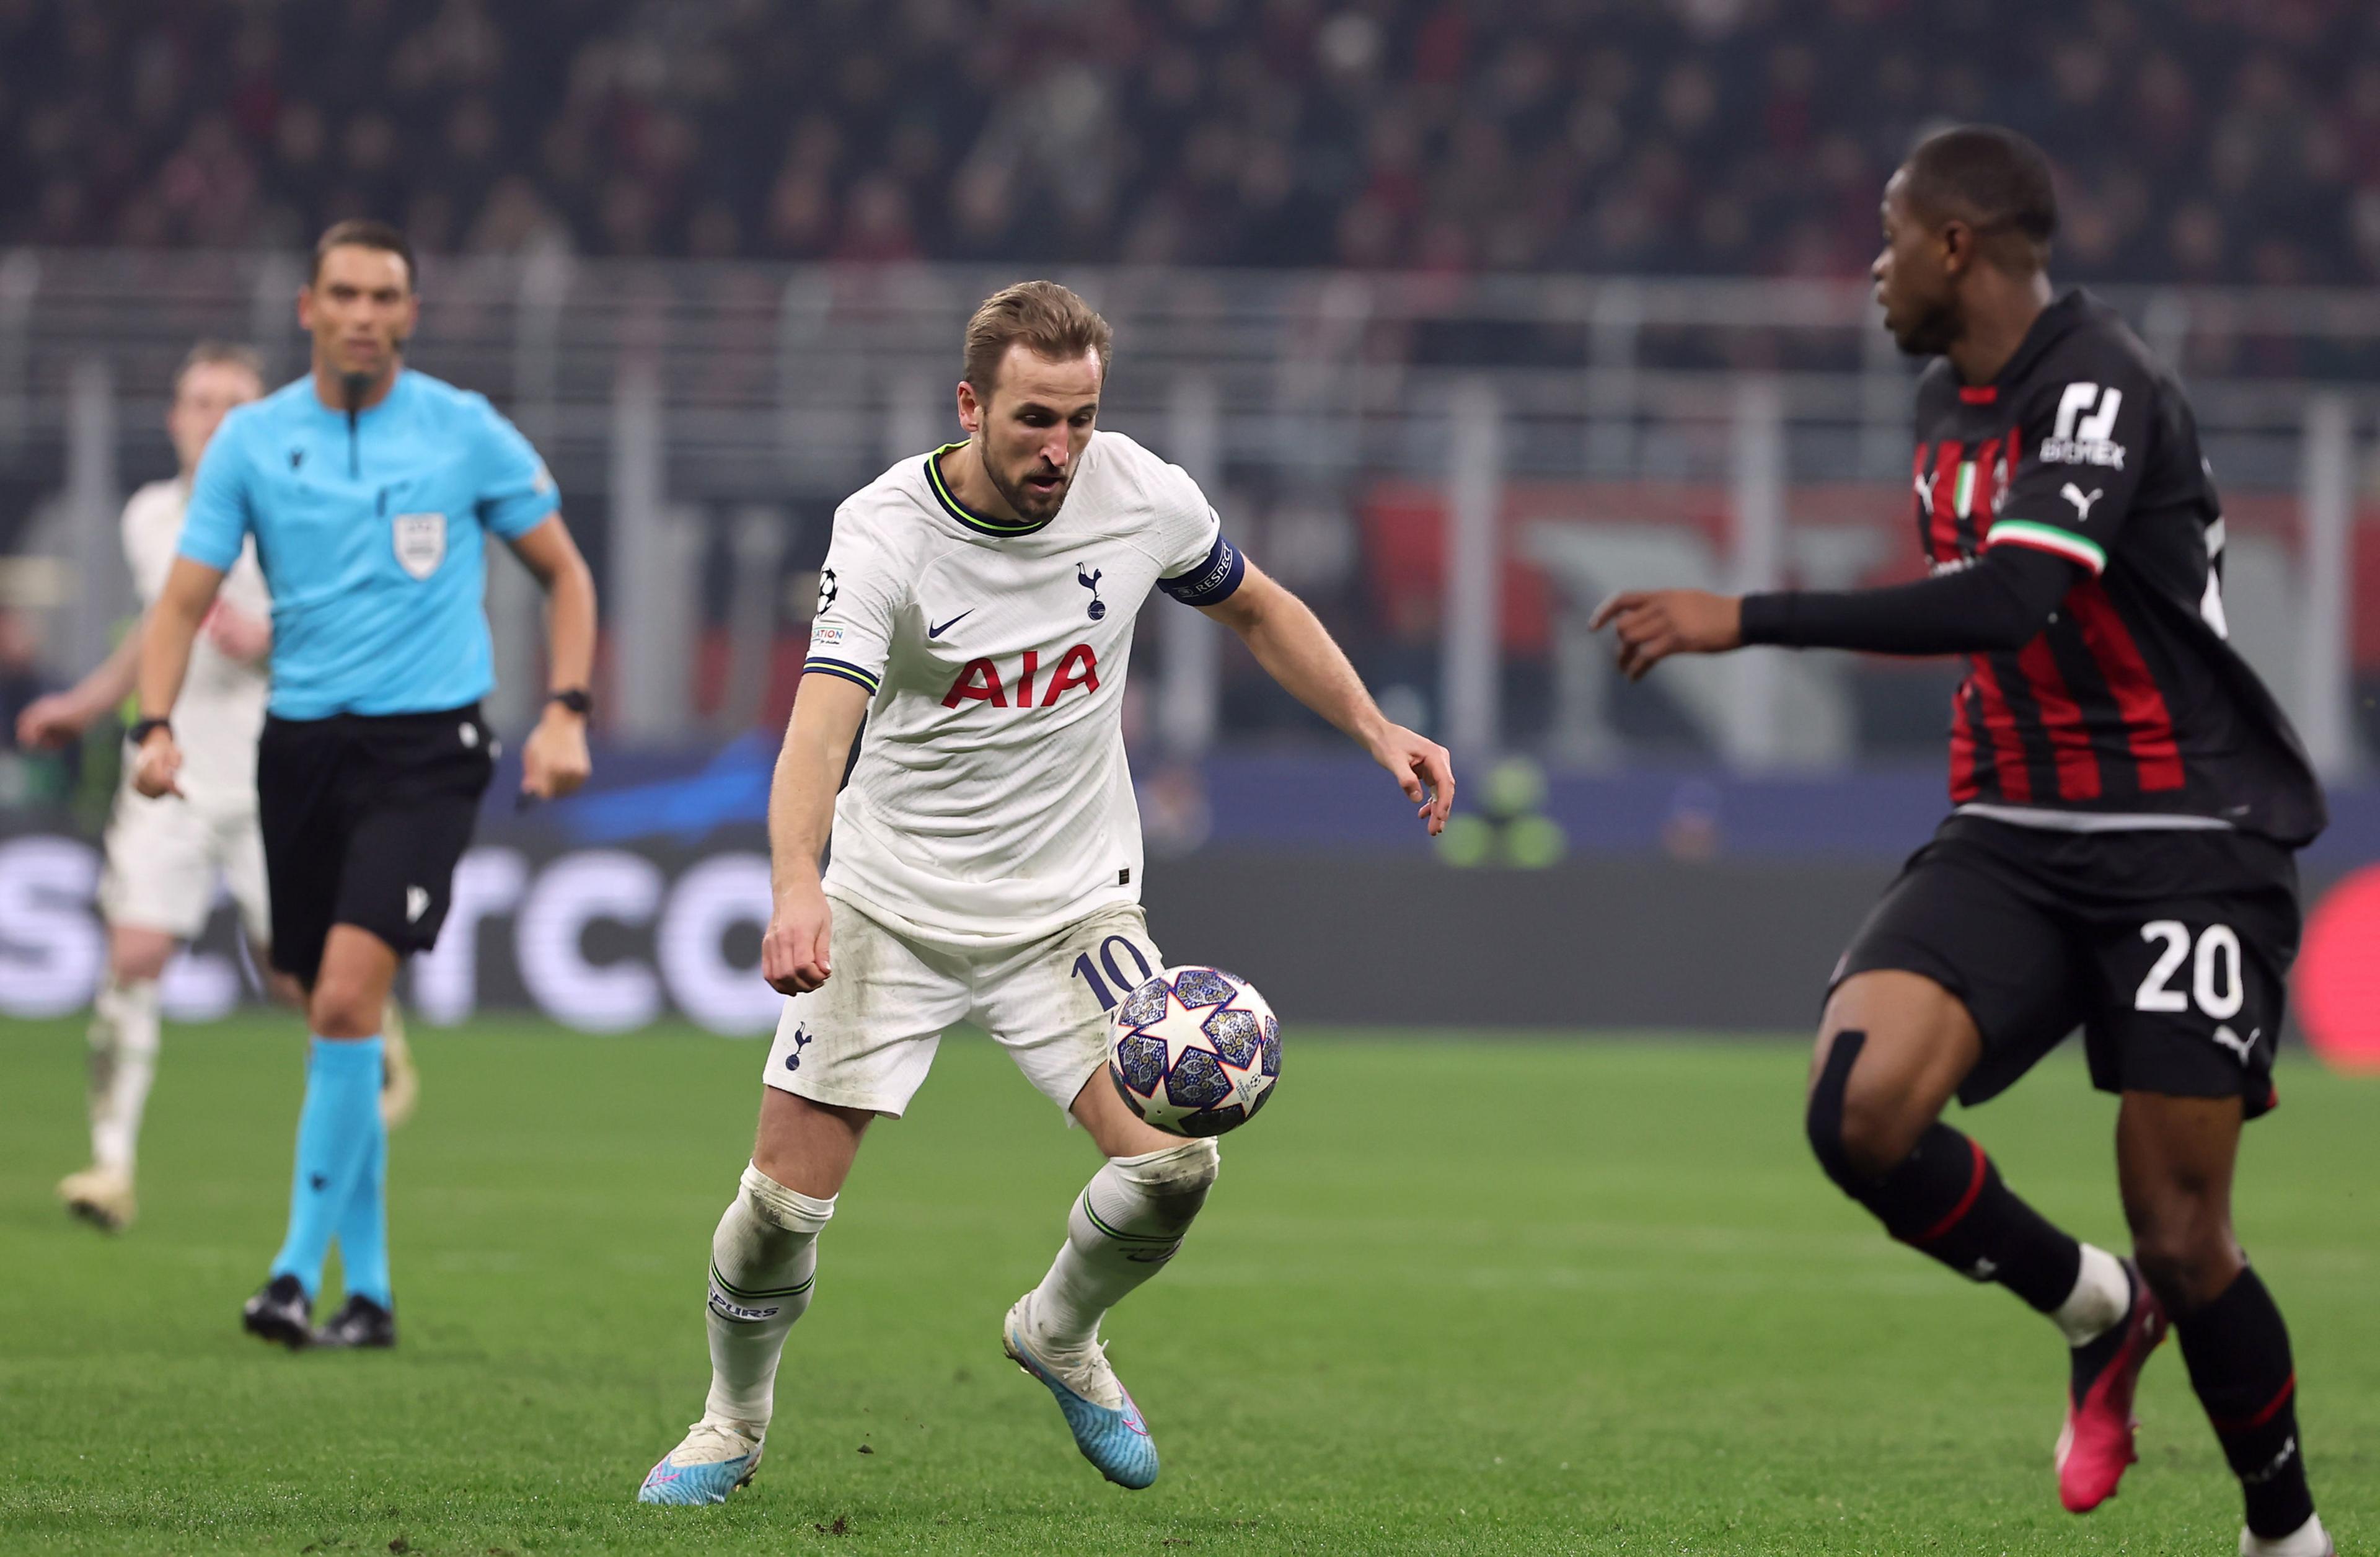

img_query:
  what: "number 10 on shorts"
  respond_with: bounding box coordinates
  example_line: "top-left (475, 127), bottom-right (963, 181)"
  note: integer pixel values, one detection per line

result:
top-left (1070, 935), bottom-right (1156, 1012)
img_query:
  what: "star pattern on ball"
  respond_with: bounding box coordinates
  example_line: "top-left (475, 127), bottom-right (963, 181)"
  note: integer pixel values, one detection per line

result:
top-left (1104, 965), bottom-right (1280, 1139)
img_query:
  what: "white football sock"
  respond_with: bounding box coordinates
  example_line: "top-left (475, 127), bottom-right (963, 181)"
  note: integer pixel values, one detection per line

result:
top-left (702, 1162), bottom-right (834, 1432)
top-left (1028, 1139), bottom-right (1219, 1351)
top-left (2241, 1512), bottom-right (2329, 1557)
top-left (2055, 1242), bottom-right (2131, 1346)
top-left (87, 977), bottom-right (161, 1176)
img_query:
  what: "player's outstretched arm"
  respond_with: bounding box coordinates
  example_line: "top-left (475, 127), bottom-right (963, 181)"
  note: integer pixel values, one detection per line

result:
top-left (761, 673), bottom-right (870, 995)
top-left (1200, 560), bottom-right (1455, 835)
top-left (130, 557), bottom-right (226, 797)
top-left (1587, 589), bottom-right (1743, 681)
top-left (1590, 543), bottom-right (2082, 680)
top-left (506, 514), bottom-right (599, 801)
top-left (14, 612), bottom-right (146, 749)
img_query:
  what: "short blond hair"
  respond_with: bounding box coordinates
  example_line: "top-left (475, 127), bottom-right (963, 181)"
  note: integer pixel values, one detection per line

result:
top-left (962, 280), bottom-right (1112, 402)
top-left (175, 340), bottom-right (266, 393)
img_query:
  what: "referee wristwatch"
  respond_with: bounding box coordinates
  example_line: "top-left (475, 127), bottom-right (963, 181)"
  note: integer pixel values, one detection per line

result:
top-left (547, 688), bottom-right (593, 718)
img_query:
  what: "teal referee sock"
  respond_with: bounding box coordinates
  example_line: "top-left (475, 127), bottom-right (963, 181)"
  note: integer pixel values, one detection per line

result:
top-left (270, 1036), bottom-right (385, 1299)
top-left (334, 1101), bottom-right (392, 1309)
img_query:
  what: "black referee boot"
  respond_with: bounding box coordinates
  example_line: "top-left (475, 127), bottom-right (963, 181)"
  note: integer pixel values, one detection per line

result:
top-left (311, 1293), bottom-right (397, 1350)
top-left (241, 1274), bottom-right (312, 1349)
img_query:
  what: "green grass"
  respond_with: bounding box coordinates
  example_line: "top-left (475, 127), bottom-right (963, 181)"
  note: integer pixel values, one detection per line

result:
top-left (2, 1018), bottom-right (2374, 1555)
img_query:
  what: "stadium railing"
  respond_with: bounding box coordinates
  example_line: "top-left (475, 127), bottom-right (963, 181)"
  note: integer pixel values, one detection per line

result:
top-left (2, 252), bottom-right (2373, 775)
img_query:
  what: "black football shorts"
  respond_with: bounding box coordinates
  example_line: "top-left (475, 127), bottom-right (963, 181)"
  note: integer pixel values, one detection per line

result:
top-left (1833, 814), bottom-right (2301, 1119)
top-left (255, 704), bottom-right (496, 986)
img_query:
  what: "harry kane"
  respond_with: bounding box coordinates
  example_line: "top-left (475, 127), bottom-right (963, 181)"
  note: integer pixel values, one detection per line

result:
top-left (637, 281), bottom-right (1454, 1504)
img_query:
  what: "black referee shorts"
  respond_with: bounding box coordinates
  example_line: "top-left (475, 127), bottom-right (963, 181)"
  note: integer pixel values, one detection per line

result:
top-left (255, 704), bottom-right (496, 987)
top-left (1833, 814), bottom-right (2301, 1119)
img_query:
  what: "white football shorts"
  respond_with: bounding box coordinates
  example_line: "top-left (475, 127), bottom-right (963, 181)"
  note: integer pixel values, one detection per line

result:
top-left (763, 892), bottom-right (1164, 1118)
top-left (95, 783), bottom-right (271, 945)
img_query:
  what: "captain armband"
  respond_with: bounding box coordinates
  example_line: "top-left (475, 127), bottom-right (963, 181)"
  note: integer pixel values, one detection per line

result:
top-left (1158, 535), bottom-right (1246, 607)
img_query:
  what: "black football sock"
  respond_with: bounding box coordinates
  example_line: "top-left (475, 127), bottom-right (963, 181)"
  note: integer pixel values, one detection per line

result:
top-left (1864, 1123), bottom-right (2082, 1311)
top-left (1809, 1034), bottom-right (2082, 1312)
top-left (2175, 1266), bottom-right (2316, 1540)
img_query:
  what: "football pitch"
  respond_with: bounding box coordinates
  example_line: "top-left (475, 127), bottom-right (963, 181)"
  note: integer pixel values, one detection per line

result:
top-left (2, 1018), bottom-right (2372, 1555)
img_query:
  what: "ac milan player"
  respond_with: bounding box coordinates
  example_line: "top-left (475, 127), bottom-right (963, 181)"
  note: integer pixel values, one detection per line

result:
top-left (1593, 126), bottom-right (2329, 1556)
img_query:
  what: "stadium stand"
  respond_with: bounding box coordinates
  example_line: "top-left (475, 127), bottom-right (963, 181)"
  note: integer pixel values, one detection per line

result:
top-left (4, 0), bottom-right (2377, 282)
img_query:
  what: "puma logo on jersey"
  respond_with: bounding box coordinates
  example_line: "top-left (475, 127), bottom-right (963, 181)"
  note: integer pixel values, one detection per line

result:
top-left (2061, 483), bottom-right (2105, 521)
top-left (405, 885), bottom-right (431, 923)
top-left (2042, 382), bottom-right (2127, 467)
top-left (943, 645), bottom-right (1100, 708)
top-left (1078, 563), bottom-right (1106, 621)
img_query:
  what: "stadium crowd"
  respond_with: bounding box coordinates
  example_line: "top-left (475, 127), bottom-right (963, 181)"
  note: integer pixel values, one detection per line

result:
top-left (4, 0), bottom-right (2377, 283)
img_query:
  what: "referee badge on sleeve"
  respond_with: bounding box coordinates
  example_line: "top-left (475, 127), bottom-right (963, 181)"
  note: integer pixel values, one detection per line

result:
top-left (393, 513), bottom-right (447, 580)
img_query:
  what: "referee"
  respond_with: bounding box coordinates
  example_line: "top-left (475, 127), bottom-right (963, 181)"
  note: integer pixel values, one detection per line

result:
top-left (131, 220), bottom-right (598, 1350)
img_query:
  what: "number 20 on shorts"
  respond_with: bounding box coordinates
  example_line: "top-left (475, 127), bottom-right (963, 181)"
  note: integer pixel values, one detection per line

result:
top-left (2134, 920), bottom-right (2246, 1020)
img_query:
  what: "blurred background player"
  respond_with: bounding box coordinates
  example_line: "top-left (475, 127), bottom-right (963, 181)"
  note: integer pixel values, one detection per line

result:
top-left (130, 220), bottom-right (599, 1351)
top-left (15, 342), bottom-right (418, 1233)
top-left (636, 281), bottom-right (1453, 1506)
top-left (1595, 128), bottom-right (2332, 1557)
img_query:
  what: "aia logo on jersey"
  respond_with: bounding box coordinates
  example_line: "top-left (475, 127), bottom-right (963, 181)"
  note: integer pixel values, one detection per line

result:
top-left (943, 645), bottom-right (1100, 708)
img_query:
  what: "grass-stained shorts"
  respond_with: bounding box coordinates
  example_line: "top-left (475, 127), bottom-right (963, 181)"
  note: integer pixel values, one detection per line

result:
top-left (764, 893), bottom-right (1164, 1118)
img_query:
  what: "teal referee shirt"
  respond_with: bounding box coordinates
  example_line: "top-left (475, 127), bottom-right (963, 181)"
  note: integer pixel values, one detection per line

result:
top-left (178, 369), bottom-right (561, 720)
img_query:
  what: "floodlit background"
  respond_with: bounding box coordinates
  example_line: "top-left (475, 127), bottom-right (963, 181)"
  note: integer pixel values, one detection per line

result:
top-left (0, 0), bottom-right (2376, 1051)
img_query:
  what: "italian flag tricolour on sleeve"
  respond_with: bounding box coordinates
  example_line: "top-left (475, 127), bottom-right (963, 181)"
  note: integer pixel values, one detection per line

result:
top-left (1986, 519), bottom-right (2107, 575)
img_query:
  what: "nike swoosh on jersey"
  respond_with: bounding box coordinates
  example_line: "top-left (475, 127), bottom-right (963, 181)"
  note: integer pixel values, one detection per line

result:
top-left (927, 611), bottom-right (974, 638)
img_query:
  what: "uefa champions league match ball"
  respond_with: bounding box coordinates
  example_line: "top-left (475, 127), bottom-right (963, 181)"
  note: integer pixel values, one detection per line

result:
top-left (1106, 966), bottom-right (1280, 1137)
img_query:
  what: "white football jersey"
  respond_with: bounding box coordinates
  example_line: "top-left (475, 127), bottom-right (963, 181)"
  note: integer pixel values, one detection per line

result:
top-left (806, 430), bottom-right (1243, 948)
top-left (123, 477), bottom-right (271, 805)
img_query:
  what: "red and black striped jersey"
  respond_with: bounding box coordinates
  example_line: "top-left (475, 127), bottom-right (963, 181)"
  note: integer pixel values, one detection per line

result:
top-left (1908, 290), bottom-right (2323, 845)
